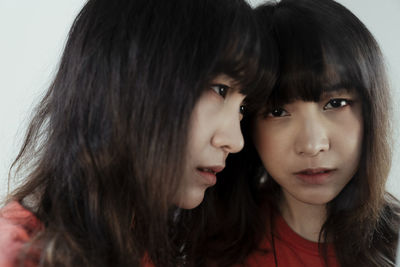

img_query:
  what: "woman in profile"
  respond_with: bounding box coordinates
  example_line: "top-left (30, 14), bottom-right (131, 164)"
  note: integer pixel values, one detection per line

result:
top-left (0, 0), bottom-right (276, 266)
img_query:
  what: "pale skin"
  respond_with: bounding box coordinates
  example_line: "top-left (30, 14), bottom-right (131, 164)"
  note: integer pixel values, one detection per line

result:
top-left (253, 89), bottom-right (363, 242)
top-left (175, 74), bottom-right (246, 209)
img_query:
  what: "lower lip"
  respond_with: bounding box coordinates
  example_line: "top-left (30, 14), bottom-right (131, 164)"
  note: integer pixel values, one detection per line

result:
top-left (295, 171), bottom-right (334, 185)
top-left (197, 170), bottom-right (217, 185)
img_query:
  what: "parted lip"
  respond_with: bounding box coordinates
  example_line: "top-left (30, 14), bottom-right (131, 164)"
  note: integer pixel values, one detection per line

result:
top-left (197, 165), bottom-right (225, 174)
top-left (294, 168), bottom-right (335, 175)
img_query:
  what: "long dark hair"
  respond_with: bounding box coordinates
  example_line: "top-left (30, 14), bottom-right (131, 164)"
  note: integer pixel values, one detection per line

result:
top-left (253, 0), bottom-right (400, 266)
top-left (181, 4), bottom-right (279, 267)
top-left (7, 0), bottom-right (264, 266)
top-left (188, 0), bottom-right (399, 266)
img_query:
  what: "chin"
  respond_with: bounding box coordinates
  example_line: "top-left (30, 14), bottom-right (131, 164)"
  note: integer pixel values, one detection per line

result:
top-left (175, 188), bottom-right (206, 209)
top-left (299, 192), bottom-right (339, 206)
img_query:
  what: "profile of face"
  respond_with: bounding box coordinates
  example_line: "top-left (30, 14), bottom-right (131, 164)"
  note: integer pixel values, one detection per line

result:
top-left (253, 89), bottom-right (364, 207)
top-left (174, 74), bottom-right (246, 209)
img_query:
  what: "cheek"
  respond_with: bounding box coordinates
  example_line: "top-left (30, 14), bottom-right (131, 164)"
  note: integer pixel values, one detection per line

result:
top-left (188, 103), bottom-right (218, 153)
top-left (253, 122), bottom-right (272, 157)
top-left (253, 122), bottom-right (289, 169)
top-left (332, 109), bottom-right (364, 167)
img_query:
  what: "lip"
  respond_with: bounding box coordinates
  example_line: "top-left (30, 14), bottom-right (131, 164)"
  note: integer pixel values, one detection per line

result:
top-left (293, 168), bottom-right (336, 185)
top-left (196, 165), bottom-right (225, 185)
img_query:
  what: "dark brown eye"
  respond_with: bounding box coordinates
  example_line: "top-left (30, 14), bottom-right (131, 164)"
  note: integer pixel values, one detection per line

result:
top-left (268, 107), bottom-right (289, 117)
top-left (210, 84), bottom-right (229, 98)
top-left (239, 105), bottom-right (246, 115)
top-left (324, 98), bottom-right (351, 110)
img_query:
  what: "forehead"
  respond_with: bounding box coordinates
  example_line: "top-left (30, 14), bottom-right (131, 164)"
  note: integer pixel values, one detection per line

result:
top-left (268, 62), bottom-right (361, 107)
top-left (211, 74), bottom-right (237, 84)
top-left (273, 33), bottom-right (366, 104)
top-left (320, 87), bottom-right (357, 98)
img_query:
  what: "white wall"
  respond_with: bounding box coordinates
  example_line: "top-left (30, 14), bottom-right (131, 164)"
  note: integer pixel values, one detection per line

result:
top-left (332, 0), bottom-right (400, 199)
top-left (0, 0), bottom-right (399, 201)
top-left (0, 1), bottom-right (86, 200)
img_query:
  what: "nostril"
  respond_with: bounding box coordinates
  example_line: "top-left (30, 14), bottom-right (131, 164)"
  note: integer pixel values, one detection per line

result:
top-left (296, 141), bottom-right (329, 157)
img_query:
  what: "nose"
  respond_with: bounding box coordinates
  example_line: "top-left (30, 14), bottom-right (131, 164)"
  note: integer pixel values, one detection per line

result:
top-left (211, 113), bottom-right (244, 154)
top-left (294, 115), bottom-right (330, 157)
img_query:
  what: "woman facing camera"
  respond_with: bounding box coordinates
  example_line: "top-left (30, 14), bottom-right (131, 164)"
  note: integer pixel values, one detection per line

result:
top-left (187, 0), bottom-right (400, 266)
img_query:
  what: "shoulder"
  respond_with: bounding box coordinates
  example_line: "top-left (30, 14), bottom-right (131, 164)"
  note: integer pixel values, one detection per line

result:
top-left (0, 201), bottom-right (42, 267)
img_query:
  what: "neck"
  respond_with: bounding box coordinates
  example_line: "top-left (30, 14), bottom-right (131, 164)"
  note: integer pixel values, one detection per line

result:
top-left (279, 190), bottom-right (328, 242)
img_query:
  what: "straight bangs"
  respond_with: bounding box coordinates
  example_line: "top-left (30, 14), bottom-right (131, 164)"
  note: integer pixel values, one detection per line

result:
top-left (265, 2), bottom-right (372, 110)
top-left (208, 13), bottom-right (260, 95)
top-left (202, 0), bottom-right (277, 97)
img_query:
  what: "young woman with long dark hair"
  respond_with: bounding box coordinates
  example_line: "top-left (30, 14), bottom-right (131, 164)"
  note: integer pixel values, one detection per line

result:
top-left (187, 0), bottom-right (400, 266)
top-left (0, 0), bottom-right (275, 266)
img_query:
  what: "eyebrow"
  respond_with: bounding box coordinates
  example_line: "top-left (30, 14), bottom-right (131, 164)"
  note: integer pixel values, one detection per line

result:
top-left (321, 89), bottom-right (355, 100)
top-left (321, 82), bottom-right (354, 95)
top-left (324, 82), bottom-right (348, 92)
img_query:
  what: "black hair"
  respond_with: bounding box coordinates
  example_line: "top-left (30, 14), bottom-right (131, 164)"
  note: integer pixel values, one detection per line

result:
top-left (8, 0), bottom-right (266, 266)
top-left (187, 0), bottom-right (399, 266)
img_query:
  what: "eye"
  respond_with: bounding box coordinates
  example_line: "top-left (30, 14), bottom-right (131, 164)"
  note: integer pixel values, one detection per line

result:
top-left (210, 84), bottom-right (229, 98)
top-left (239, 105), bottom-right (246, 115)
top-left (266, 107), bottom-right (289, 117)
top-left (324, 98), bottom-right (352, 110)
top-left (238, 105), bottom-right (246, 121)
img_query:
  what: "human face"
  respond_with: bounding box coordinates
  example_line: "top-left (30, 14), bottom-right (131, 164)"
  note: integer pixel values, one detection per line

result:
top-left (174, 74), bottom-right (246, 209)
top-left (253, 90), bottom-right (363, 207)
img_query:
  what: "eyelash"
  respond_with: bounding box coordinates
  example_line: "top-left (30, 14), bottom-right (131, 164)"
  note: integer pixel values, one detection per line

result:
top-left (210, 84), bottom-right (229, 98)
top-left (239, 105), bottom-right (246, 115)
top-left (266, 98), bottom-right (353, 117)
top-left (323, 98), bottom-right (352, 110)
top-left (210, 84), bottom-right (246, 116)
top-left (267, 107), bottom-right (289, 117)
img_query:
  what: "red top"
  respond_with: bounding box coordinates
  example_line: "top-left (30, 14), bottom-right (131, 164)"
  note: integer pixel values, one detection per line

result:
top-left (0, 201), bottom-right (154, 267)
top-left (241, 214), bottom-right (340, 267)
top-left (0, 201), bottom-right (42, 267)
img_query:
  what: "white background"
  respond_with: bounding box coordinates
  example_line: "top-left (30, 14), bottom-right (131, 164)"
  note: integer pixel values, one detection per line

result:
top-left (0, 0), bottom-right (399, 202)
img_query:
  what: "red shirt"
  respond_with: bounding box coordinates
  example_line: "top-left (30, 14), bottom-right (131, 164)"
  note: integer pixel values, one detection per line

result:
top-left (242, 215), bottom-right (340, 267)
top-left (0, 202), bottom-right (154, 267)
top-left (0, 201), bottom-right (42, 267)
